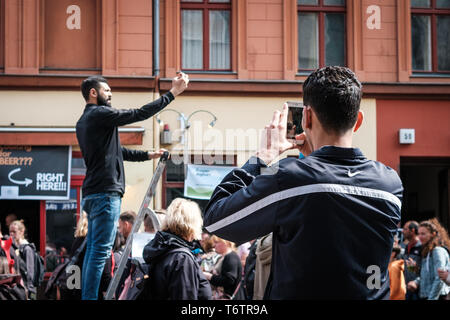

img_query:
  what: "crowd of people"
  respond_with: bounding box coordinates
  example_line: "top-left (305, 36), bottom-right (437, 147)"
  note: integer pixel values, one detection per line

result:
top-left (1, 66), bottom-right (449, 300)
top-left (1, 204), bottom-right (449, 300)
top-left (388, 219), bottom-right (450, 300)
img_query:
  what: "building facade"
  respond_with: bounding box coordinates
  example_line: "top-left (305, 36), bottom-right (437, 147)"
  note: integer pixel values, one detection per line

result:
top-left (0, 0), bottom-right (449, 269)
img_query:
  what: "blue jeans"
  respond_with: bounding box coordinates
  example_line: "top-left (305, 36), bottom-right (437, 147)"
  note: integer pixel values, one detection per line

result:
top-left (81, 192), bottom-right (121, 300)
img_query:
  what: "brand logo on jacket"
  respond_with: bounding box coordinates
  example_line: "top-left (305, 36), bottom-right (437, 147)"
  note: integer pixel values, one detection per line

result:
top-left (347, 169), bottom-right (362, 177)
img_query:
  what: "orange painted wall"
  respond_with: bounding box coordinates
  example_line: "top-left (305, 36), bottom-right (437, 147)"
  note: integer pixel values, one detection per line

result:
top-left (247, 0), bottom-right (284, 80)
top-left (0, 0), bottom-right (450, 84)
top-left (376, 100), bottom-right (450, 171)
top-left (118, 0), bottom-right (153, 75)
top-left (361, 0), bottom-right (398, 82)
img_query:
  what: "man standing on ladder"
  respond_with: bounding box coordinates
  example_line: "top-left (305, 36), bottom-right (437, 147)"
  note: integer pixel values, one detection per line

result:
top-left (76, 72), bottom-right (189, 300)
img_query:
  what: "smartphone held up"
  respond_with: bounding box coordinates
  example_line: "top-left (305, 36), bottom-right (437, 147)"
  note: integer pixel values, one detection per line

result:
top-left (286, 101), bottom-right (304, 141)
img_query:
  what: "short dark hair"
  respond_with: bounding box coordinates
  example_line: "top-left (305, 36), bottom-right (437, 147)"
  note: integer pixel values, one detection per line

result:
top-left (119, 211), bottom-right (136, 225)
top-left (81, 76), bottom-right (108, 102)
top-left (303, 66), bottom-right (362, 134)
top-left (408, 221), bottom-right (419, 235)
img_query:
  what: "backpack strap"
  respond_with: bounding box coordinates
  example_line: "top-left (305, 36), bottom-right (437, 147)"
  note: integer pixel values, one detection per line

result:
top-left (67, 238), bottom-right (87, 267)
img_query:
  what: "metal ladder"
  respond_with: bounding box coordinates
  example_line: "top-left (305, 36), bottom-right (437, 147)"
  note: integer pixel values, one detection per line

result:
top-left (104, 151), bottom-right (169, 300)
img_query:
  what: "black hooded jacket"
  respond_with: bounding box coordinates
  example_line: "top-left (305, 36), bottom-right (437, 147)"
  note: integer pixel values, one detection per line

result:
top-left (143, 231), bottom-right (211, 300)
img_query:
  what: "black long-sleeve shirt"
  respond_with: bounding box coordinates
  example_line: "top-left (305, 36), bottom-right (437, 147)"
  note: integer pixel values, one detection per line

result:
top-left (76, 92), bottom-right (174, 196)
top-left (210, 251), bottom-right (243, 298)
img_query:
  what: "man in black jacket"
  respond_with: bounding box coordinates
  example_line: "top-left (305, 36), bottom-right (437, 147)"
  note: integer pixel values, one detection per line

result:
top-left (76, 73), bottom-right (188, 300)
top-left (204, 66), bottom-right (403, 299)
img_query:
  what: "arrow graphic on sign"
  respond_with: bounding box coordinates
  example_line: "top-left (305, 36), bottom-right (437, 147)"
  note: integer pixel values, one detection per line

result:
top-left (8, 168), bottom-right (33, 187)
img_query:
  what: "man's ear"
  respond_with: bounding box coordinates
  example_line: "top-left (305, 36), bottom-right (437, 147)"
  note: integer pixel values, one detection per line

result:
top-left (89, 88), bottom-right (98, 99)
top-left (303, 106), bottom-right (313, 130)
top-left (353, 110), bottom-right (364, 132)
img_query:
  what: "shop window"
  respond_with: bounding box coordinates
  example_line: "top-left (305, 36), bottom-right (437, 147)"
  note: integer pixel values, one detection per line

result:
top-left (162, 154), bottom-right (236, 213)
top-left (297, 0), bottom-right (346, 72)
top-left (44, 152), bottom-right (85, 272)
top-left (40, 0), bottom-right (101, 71)
top-left (411, 0), bottom-right (450, 73)
top-left (181, 0), bottom-right (231, 71)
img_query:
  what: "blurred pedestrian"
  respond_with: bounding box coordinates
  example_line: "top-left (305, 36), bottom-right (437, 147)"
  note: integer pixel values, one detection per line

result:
top-left (118, 211), bottom-right (136, 242)
top-left (406, 218), bottom-right (450, 300)
top-left (203, 236), bottom-right (245, 300)
top-left (142, 198), bottom-right (211, 300)
top-left (9, 220), bottom-right (37, 300)
top-left (401, 220), bottom-right (422, 300)
top-left (0, 256), bottom-right (27, 300)
top-left (4, 214), bottom-right (17, 235)
top-left (199, 233), bottom-right (221, 273)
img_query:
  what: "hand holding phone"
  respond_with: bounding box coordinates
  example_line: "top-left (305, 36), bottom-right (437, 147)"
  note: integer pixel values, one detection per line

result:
top-left (286, 101), bottom-right (304, 140)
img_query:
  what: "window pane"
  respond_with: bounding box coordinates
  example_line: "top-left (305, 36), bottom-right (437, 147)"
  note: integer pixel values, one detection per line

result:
top-left (166, 160), bottom-right (185, 182)
top-left (209, 10), bottom-right (230, 69)
top-left (166, 188), bottom-right (185, 207)
top-left (325, 13), bottom-right (345, 66)
top-left (298, 13), bottom-right (319, 70)
top-left (324, 0), bottom-right (345, 5)
top-left (181, 0), bottom-right (203, 2)
top-left (182, 10), bottom-right (203, 69)
top-left (209, 0), bottom-right (231, 3)
top-left (410, 0), bottom-right (430, 7)
top-left (411, 15), bottom-right (432, 71)
top-left (298, 0), bottom-right (318, 5)
top-left (437, 16), bottom-right (450, 71)
top-left (436, 0), bottom-right (450, 8)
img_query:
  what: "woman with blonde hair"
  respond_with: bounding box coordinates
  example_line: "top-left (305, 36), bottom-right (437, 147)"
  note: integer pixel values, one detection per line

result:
top-left (407, 218), bottom-right (450, 300)
top-left (9, 220), bottom-right (37, 299)
top-left (142, 198), bottom-right (211, 299)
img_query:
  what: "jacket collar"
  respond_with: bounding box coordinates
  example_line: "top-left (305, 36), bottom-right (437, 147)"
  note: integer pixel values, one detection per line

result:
top-left (310, 145), bottom-right (366, 160)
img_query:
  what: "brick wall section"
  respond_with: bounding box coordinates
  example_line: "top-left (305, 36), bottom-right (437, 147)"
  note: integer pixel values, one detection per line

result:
top-left (118, 0), bottom-right (153, 75)
top-left (247, 0), bottom-right (284, 80)
top-left (362, 0), bottom-right (398, 82)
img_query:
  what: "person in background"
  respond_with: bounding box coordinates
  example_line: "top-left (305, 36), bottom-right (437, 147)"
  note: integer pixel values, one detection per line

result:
top-left (401, 220), bottom-right (422, 300)
top-left (9, 220), bottom-right (36, 300)
top-left (143, 198), bottom-right (211, 300)
top-left (118, 211), bottom-right (136, 242)
top-left (4, 214), bottom-right (17, 235)
top-left (407, 218), bottom-right (450, 300)
top-left (0, 256), bottom-right (27, 300)
top-left (203, 236), bottom-right (245, 300)
top-left (199, 233), bottom-right (221, 274)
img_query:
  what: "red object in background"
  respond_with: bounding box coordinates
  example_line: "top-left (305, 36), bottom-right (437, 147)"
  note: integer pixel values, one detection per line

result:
top-left (0, 237), bottom-right (15, 273)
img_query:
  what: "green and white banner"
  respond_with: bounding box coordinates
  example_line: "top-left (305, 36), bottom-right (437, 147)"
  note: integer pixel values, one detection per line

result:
top-left (184, 164), bottom-right (236, 200)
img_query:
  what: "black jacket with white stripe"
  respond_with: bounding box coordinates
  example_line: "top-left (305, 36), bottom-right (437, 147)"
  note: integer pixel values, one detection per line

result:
top-left (204, 146), bottom-right (403, 300)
